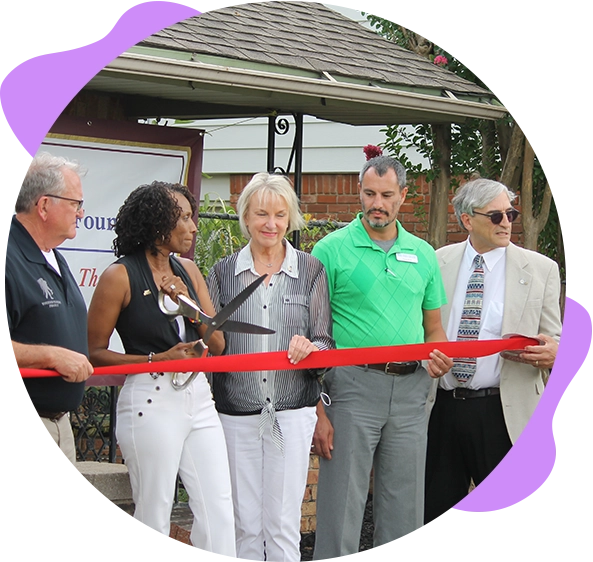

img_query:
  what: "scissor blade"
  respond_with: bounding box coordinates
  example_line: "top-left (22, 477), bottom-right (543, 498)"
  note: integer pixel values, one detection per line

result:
top-left (220, 319), bottom-right (275, 335)
top-left (203, 273), bottom-right (268, 343)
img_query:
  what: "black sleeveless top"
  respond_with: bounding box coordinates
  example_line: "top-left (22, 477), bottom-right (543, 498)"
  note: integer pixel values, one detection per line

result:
top-left (115, 251), bottom-right (201, 356)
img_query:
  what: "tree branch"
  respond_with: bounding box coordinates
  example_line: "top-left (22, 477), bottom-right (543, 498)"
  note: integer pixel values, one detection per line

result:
top-left (500, 122), bottom-right (525, 190)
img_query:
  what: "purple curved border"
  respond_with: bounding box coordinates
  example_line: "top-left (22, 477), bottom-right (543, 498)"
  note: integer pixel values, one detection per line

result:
top-left (0, 1), bottom-right (199, 156)
top-left (455, 297), bottom-right (591, 511)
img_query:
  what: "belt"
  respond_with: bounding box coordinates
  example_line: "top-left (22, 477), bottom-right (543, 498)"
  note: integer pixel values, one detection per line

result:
top-left (441, 387), bottom-right (501, 400)
top-left (360, 361), bottom-right (421, 375)
top-left (36, 410), bottom-right (68, 421)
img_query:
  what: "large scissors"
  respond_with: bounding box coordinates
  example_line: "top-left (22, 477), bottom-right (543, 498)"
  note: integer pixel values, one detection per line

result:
top-left (158, 273), bottom-right (274, 389)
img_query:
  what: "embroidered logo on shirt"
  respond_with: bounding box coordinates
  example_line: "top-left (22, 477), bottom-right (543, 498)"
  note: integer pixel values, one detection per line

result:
top-left (37, 278), bottom-right (54, 299)
top-left (37, 277), bottom-right (61, 308)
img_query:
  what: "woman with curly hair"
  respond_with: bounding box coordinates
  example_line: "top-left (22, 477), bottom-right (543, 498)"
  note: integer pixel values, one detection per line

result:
top-left (87, 181), bottom-right (235, 555)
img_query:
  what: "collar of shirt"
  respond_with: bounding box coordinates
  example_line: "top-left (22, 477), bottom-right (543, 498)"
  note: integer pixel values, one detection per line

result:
top-left (235, 239), bottom-right (299, 278)
top-left (464, 238), bottom-right (507, 273)
top-left (12, 215), bottom-right (51, 266)
top-left (351, 213), bottom-right (416, 253)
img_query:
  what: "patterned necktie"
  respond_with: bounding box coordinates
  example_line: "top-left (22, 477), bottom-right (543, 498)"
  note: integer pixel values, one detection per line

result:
top-left (452, 254), bottom-right (484, 385)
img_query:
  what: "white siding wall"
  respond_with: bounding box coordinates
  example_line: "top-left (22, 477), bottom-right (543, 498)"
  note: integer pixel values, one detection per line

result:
top-left (172, 117), bottom-right (424, 201)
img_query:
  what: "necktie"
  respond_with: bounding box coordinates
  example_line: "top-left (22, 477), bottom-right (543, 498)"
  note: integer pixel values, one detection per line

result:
top-left (452, 254), bottom-right (484, 385)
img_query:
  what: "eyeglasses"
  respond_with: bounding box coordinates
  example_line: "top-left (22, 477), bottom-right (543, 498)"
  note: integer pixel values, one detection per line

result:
top-left (472, 208), bottom-right (519, 225)
top-left (38, 194), bottom-right (84, 212)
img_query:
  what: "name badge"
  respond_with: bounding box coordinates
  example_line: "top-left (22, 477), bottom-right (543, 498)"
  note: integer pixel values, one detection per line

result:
top-left (395, 253), bottom-right (418, 263)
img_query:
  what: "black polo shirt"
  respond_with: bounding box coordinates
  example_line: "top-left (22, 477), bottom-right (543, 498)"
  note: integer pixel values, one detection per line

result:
top-left (6, 216), bottom-right (88, 411)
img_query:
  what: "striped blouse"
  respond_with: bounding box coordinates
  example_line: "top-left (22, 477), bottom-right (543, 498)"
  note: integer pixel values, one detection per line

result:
top-left (206, 241), bottom-right (334, 425)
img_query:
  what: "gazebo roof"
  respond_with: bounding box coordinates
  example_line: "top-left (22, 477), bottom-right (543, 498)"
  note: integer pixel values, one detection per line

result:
top-left (147, 2), bottom-right (489, 95)
top-left (85, 2), bottom-right (506, 125)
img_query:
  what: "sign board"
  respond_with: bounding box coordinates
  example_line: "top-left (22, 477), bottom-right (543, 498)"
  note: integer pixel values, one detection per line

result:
top-left (39, 116), bottom-right (204, 383)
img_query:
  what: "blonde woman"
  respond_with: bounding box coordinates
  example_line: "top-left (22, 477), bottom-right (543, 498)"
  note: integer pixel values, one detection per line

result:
top-left (207, 173), bottom-right (334, 561)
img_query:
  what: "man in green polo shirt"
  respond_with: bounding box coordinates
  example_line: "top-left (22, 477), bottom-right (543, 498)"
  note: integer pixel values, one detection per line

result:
top-left (311, 154), bottom-right (453, 558)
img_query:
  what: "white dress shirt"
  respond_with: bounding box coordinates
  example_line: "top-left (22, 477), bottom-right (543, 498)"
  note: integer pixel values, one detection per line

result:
top-left (439, 241), bottom-right (507, 390)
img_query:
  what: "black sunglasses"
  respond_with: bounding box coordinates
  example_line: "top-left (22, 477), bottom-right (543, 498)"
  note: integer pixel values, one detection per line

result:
top-left (472, 208), bottom-right (520, 225)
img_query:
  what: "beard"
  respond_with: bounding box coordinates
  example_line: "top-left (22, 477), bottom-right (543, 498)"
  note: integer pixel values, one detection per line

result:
top-left (363, 206), bottom-right (396, 229)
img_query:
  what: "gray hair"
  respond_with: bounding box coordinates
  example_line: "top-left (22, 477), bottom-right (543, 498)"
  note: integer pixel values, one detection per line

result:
top-left (16, 152), bottom-right (84, 213)
top-left (359, 155), bottom-right (407, 190)
top-left (237, 172), bottom-right (306, 239)
top-left (452, 178), bottom-right (517, 228)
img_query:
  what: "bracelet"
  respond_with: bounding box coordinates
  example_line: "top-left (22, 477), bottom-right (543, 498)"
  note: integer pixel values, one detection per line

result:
top-left (148, 352), bottom-right (163, 379)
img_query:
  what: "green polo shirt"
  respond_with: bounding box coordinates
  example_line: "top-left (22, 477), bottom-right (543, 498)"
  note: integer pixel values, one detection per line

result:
top-left (312, 214), bottom-right (446, 349)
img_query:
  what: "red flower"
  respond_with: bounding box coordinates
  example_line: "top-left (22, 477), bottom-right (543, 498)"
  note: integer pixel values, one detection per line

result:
top-left (434, 55), bottom-right (448, 67)
top-left (363, 144), bottom-right (383, 160)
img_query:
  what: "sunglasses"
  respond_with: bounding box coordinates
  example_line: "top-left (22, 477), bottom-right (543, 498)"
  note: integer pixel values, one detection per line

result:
top-left (472, 208), bottom-right (520, 225)
top-left (38, 194), bottom-right (84, 212)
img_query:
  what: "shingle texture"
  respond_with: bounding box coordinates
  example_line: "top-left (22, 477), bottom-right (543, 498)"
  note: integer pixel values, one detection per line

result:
top-left (140, 2), bottom-right (489, 97)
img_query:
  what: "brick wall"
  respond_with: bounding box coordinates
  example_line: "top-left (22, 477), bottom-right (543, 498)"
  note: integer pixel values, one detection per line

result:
top-left (301, 455), bottom-right (319, 533)
top-left (229, 173), bottom-right (525, 247)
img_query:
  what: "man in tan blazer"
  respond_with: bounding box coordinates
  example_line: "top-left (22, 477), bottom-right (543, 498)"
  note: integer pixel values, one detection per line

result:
top-left (424, 178), bottom-right (562, 523)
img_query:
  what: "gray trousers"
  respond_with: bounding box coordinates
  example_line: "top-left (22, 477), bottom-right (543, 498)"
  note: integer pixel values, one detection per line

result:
top-left (313, 365), bottom-right (431, 559)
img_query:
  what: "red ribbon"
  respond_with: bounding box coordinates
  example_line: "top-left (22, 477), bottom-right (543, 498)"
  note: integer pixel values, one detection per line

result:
top-left (20, 336), bottom-right (538, 379)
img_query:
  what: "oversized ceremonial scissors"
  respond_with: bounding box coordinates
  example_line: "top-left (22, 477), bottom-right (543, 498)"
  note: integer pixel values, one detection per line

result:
top-left (158, 273), bottom-right (273, 389)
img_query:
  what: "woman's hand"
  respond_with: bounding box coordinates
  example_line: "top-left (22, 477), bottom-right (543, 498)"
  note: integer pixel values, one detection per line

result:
top-left (159, 274), bottom-right (190, 303)
top-left (287, 335), bottom-right (319, 365)
top-left (152, 340), bottom-right (205, 363)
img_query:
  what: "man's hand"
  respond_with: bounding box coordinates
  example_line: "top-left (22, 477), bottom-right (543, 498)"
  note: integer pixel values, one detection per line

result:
top-left (311, 401), bottom-right (334, 459)
top-left (52, 348), bottom-right (94, 382)
top-left (426, 349), bottom-right (454, 379)
top-left (13, 341), bottom-right (93, 383)
top-left (520, 334), bottom-right (558, 370)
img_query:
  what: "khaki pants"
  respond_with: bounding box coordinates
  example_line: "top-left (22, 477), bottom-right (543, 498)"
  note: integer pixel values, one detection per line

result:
top-left (41, 414), bottom-right (76, 463)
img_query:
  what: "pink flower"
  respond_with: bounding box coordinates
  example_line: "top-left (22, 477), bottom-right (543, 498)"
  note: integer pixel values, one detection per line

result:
top-left (363, 144), bottom-right (383, 160)
top-left (434, 55), bottom-right (448, 67)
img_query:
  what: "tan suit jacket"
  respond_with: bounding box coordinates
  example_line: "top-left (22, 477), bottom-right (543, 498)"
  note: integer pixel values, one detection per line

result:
top-left (428, 240), bottom-right (562, 443)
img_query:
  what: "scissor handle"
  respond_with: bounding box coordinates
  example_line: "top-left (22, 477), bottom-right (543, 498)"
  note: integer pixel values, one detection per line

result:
top-left (158, 291), bottom-right (209, 324)
top-left (157, 290), bottom-right (180, 317)
top-left (170, 339), bottom-right (209, 391)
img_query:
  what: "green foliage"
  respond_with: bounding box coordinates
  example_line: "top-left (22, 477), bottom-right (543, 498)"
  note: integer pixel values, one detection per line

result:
top-left (177, 486), bottom-right (190, 503)
top-left (380, 121), bottom-right (501, 187)
top-left (193, 204), bottom-right (343, 272)
top-left (194, 193), bottom-right (246, 276)
top-left (531, 157), bottom-right (564, 277)
top-left (299, 215), bottom-right (345, 253)
top-left (364, 13), bottom-right (410, 48)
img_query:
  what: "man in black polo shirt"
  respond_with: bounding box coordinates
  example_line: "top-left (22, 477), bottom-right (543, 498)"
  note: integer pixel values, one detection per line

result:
top-left (6, 152), bottom-right (93, 462)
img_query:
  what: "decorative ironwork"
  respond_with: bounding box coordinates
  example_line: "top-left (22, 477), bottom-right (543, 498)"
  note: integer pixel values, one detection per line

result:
top-left (274, 117), bottom-right (290, 136)
top-left (71, 386), bottom-right (120, 462)
top-left (267, 113), bottom-right (304, 248)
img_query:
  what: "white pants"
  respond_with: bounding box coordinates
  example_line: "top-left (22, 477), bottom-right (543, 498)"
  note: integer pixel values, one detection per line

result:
top-left (116, 372), bottom-right (236, 556)
top-left (220, 407), bottom-right (317, 562)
